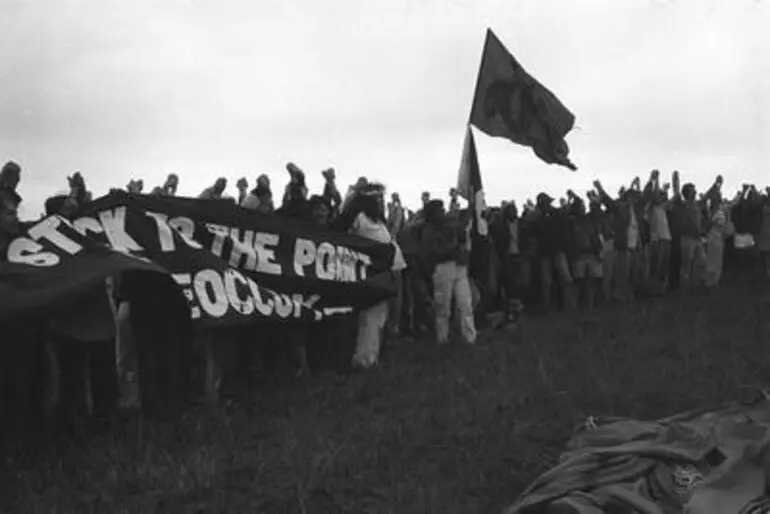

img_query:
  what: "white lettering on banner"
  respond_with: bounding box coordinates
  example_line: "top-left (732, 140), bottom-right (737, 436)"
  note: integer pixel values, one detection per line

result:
top-left (28, 216), bottom-right (83, 255)
top-left (316, 242), bottom-right (336, 280)
top-left (98, 208), bottom-right (143, 252)
top-left (145, 212), bottom-right (175, 252)
top-left (293, 238), bottom-right (315, 276)
top-left (6, 237), bottom-right (60, 266)
top-left (223, 269), bottom-right (254, 315)
top-left (253, 232), bottom-right (282, 275)
top-left (292, 237), bottom-right (372, 282)
top-left (72, 217), bottom-right (104, 238)
top-left (168, 216), bottom-right (202, 249)
top-left (172, 268), bottom-right (323, 321)
top-left (194, 269), bottom-right (229, 318)
top-left (172, 273), bottom-right (202, 319)
top-left (336, 246), bottom-right (359, 282)
top-left (205, 224), bottom-right (229, 258)
top-left (229, 229), bottom-right (257, 270)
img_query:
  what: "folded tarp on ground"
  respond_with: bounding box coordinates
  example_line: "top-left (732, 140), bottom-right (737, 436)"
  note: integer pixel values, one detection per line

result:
top-left (505, 395), bottom-right (770, 514)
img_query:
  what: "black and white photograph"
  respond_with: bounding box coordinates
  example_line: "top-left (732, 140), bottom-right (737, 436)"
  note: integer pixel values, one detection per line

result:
top-left (1, 0), bottom-right (769, 512)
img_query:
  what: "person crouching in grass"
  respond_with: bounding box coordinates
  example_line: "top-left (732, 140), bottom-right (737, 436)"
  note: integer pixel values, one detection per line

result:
top-left (420, 200), bottom-right (477, 346)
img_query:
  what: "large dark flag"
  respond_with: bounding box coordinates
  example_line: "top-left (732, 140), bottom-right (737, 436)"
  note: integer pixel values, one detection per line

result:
top-left (469, 28), bottom-right (577, 171)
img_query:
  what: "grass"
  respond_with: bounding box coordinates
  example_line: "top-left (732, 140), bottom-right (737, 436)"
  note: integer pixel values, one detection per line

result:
top-left (2, 273), bottom-right (769, 513)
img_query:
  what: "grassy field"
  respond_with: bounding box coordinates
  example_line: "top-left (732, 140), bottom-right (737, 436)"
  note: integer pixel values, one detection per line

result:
top-left (2, 273), bottom-right (769, 514)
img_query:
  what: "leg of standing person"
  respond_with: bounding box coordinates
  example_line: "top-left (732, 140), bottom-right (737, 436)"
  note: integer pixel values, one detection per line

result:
top-left (680, 237), bottom-right (697, 288)
top-left (432, 262), bottom-right (455, 344)
top-left (554, 252), bottom-right (575, 310)
top-left (352, 301), bottom-right (389, 369)
top-left (602, 241), bottom-right (616, 303)
top-left (659, 239), bottom-right (671, 287)
top-left (571, 255), bottom-right (587, 307)
top-left (454, 264), bottom-right (477, 345)
top-left (613, 249), bottom-right (630, 302)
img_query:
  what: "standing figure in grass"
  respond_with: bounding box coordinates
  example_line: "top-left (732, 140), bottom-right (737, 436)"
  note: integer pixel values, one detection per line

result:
top-left (703, 205), bottom-right (735, 288)
top-left (346, 183), bottom-right (406, 369)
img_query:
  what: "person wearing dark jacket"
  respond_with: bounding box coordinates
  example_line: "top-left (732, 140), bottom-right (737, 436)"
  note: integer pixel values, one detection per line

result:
top-left (565, 193), bottom-right (603, 308)
top-left (531, 192), bottom-right (574, 311)
top-left (420, 200), bottom-right (476, 345)
top-left (489, 201), bottom-right (525, 322)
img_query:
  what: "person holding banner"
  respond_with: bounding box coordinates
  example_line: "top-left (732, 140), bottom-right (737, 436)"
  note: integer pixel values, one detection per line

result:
top-left (347, 183), bottom-right (406, 369)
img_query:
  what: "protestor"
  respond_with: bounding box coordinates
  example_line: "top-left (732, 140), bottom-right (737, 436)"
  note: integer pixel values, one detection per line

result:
top-left (420, 199), bottom-right (476, 345)
top-left (307, 194), bottom-right (332, 228)
top-left (387, 192), bottom-right (405, 237)
top-left (321, 168), bottom-right (343, 217)
top-left (671, 171), bottom-right (706, 289)
top-left (448, 188), bottom-right (460, 215)
top-left (565, 191), bottom-right (603, 308)
top-left (242, 175), bottom-right (274, 213)
top-left (150, 174), bottom-right (179, 196)
top-left (283, 162), bottom-right (309, 207)
top-left (414, 191), bottom-right (431, 222)
top-left (594, 179), bottom-right (639, 303)
top-left (397, 212), bottom-right (433, 337)
top-left (199, 177), bottom-right (227, 199)
top-left (0, 161), bottom-right (22, 254)
top-left (236, 177), bottom-right (249, 205)
top-left (277, 167), bottom-right (311, 221)
top-left (345, 183), bottom-right (406, 368)
top-left (107, 273), bottom-right (141, 410)
top-left (531, 192), bottom-right (574, 311)
top-left (703, 204), bottom-right (735, 288)
top-left (0, 161), bottom-right (42, 451)
top-left (489, 200), bottom-right (527, 320)
top-left (644, 170), bottom-right (672, 288)
top-left (127, 179), bottom-right (144, 194)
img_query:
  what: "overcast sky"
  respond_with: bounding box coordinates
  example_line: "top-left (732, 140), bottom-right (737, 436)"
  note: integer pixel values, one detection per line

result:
top-left (1, 0), bottom-right (767, 219)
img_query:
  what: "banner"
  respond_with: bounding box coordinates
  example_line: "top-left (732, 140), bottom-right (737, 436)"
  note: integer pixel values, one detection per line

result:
top-left (0, 192), bottom-right (396, 325)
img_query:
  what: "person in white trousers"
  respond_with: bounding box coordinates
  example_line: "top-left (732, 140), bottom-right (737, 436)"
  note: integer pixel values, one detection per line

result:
top-left (420, 200), bottom-right (476, 345)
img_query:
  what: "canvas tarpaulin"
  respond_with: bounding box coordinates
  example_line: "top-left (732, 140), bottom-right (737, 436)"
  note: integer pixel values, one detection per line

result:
top-left (0, 191), bottom-right (396, 327)
top-left (505, 396), bottom-right (770, 514)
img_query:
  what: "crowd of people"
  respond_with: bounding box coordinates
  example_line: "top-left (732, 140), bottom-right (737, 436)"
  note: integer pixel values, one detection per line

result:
top-left (2, 159), bottom-right (770, 447)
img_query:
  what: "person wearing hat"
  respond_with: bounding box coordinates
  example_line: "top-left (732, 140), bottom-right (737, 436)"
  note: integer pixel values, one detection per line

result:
top-left (420, 199), bottom-right (476, 345)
